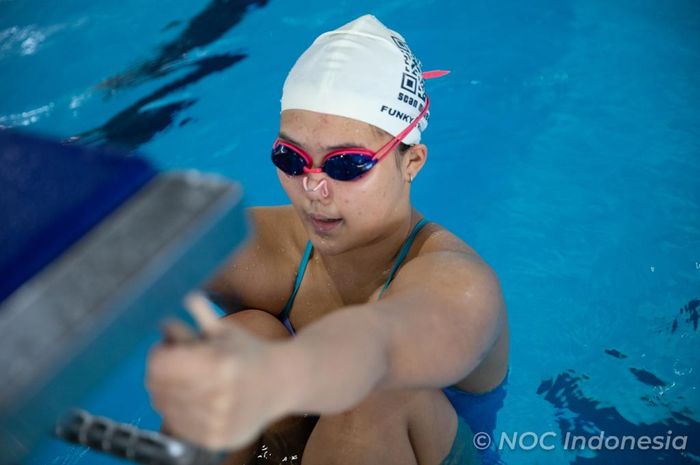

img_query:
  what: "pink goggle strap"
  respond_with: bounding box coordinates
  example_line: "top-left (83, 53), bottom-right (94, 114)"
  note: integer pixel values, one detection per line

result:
top-left (423, 70), bottom-right (450, 79)
top-left (288, 69), bottom-right (449, 174)
top-left (374, 95), bottom-right (431, 162)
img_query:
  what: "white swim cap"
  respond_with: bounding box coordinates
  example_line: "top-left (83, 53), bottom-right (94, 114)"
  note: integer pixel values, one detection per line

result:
top-left (281, 14), bottom-right (445, 145)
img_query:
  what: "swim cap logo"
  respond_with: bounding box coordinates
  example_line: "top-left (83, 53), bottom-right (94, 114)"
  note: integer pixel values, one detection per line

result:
top-left (385, 34), bottom-right (428, 133)
top-left (391, 35), bottom-right (426, 105)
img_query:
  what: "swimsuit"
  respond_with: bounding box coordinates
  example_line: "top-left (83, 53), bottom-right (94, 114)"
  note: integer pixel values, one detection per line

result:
top-left (280, 218), bottom-right (508, 464)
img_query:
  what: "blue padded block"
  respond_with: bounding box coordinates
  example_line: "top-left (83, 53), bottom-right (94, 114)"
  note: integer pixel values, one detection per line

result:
top-left (0, 131), bottom-right (156, 303)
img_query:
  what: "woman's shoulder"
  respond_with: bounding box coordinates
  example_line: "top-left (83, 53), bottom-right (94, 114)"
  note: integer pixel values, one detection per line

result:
top-left (408, 219), bottom-right (500, 287)
top-left (247, 205), bottom-right (307, 255)
top-left (375, 218), bottom-right (495, 297)
top-left (418, 220), bottom-right (482, 262)
top-left (205, 205), bottom-right (304, 315)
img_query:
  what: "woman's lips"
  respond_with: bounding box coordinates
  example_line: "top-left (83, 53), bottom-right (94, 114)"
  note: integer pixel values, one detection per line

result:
top-left (309, 215), bottom-right (343, 233)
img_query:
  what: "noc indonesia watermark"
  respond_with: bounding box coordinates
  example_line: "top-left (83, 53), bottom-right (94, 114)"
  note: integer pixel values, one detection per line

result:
top-left (472, 430), bottom-right (688, 452)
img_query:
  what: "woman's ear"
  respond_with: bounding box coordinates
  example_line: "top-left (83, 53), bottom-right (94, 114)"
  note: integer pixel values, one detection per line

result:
top-left (403, 144), bottom-right (428, 182)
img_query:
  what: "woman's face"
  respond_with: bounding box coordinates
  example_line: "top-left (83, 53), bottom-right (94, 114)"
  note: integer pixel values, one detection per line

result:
top-left (277, 109), bottom-right (413, 255)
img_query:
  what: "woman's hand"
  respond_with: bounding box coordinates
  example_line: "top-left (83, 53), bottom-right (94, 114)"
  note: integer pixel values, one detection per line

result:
top-left (146, 293), bottom-right (292, 450)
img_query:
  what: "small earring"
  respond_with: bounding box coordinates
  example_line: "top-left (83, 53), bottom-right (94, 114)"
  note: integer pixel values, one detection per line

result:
top-left (408, 174), bottom-right (414, 184)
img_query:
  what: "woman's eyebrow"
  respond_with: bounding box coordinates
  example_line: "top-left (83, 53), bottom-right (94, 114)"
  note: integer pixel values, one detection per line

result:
top-left (277, 131), bottom-right (304, 147)
top-left (277, 131), bottom-right (367, 151)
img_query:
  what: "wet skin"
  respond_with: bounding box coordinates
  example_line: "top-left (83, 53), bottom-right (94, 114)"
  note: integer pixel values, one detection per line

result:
top-left (147, 109), bottom-right (510, 464)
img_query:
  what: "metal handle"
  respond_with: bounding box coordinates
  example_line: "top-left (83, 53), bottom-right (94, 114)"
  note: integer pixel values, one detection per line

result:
top-left (55, 408), bottom-right (225, 465)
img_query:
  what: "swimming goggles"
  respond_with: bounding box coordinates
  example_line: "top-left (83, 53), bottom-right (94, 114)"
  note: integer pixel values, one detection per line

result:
top-left (271, 96), bottom-right (431, 181)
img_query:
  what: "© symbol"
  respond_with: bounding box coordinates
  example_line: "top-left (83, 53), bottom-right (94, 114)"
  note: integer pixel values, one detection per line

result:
top-left (473, 432), bottom-right (491, 450)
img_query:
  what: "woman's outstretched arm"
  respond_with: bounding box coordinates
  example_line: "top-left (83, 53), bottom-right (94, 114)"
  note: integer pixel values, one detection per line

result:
top-left (146, 251), bottom-right (505, 450)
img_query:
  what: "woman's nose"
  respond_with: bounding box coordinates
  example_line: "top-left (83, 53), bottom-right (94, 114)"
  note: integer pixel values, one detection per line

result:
top-left (302, 175), bottom-right (330, 198)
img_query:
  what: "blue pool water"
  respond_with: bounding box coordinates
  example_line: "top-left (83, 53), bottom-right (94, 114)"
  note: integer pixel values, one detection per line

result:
top-left (1, 1), bottom-right (698, 463)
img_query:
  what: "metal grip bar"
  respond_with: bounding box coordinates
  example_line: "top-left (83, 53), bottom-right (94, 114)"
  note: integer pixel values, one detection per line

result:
top-left (55, 409), bottom-right (225, 465)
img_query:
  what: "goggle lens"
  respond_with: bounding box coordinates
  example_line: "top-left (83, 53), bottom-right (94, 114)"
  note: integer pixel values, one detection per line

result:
top-left (322, 153), bottom-right (377, 181)
top-left (271, 144), bottom-right (306, 176)
top-left (271, 144), bottom-right (377, 181)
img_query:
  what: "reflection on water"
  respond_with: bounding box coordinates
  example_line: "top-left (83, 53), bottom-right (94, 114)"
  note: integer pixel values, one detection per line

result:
top-left (537, 365), bottom-right (699, 464)
top-left (74, 53), bottom-right (245, 150)
top-left (98, 0), bottom-right (268, 92)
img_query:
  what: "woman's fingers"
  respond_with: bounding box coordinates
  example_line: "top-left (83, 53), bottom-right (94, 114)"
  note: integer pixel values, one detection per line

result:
top-left (161, 319), bottom-right (198, 344)
top-left (185, 292), bottom-right (258, 348)
top-left (148, 344), bottom-right (225, 384)
top-left (145, 292), bottom-right (276, 450)
top-left (185, 291), bottom-right (224, 336)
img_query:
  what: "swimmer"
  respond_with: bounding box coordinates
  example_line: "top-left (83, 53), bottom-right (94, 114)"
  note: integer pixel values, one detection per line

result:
top-left (147, 14), bottom-right (510, 465)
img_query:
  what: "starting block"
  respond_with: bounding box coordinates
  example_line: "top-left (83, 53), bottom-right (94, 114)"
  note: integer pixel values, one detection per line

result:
top-left (0, 131), bottom-right (247, 463)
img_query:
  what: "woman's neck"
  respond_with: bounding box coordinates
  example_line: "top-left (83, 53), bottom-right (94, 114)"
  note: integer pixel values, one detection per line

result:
top-left (312, 208), bottom-right (423, 297)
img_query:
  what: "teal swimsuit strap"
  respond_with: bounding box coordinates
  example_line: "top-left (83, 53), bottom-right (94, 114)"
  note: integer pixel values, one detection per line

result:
top-left (279, 240), bottom-right (313, 321)
top-left (280, 218), bottom-right (429, 320)
top-left (378, 218), bottom-right (429, 299)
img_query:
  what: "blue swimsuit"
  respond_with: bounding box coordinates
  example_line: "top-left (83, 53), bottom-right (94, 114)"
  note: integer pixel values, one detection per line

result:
top-left (279, 219), bottom-right (508, 464)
